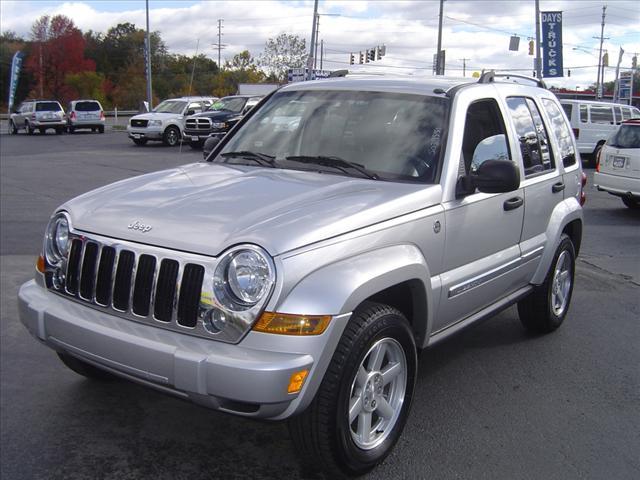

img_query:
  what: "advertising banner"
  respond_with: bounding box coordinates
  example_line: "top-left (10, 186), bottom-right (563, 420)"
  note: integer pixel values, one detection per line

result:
top-left (541, 11), bottom-right (563, 77)
top-left (8, 51), bottom-right (23, 111)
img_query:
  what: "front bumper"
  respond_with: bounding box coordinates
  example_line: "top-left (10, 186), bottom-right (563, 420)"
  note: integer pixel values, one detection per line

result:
top-left (594, 171), bottom-right (640, 198)
top-left (18, 279), bottom-right (349, 419)
top-left (127, 126), bottom-right (163, 141)
top-left (183, 131), bottom-right (226, 143)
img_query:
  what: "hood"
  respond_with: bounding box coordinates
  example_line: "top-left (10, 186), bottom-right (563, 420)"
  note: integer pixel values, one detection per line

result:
top-left (190, 110), bottom-right (241, 121)
top-left (131, 112), bottom-right (182, 121)
top-left (61, 163), bottom-right (442, 257)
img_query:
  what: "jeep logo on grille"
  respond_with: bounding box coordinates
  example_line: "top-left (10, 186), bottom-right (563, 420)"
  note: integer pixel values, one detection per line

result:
top-left (127, 220), bottom-right (152, 233)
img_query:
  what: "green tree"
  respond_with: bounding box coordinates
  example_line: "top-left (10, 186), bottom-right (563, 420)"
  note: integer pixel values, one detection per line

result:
top-left (0, 31), bottom-right (31, 111)
top-left (258, 33), bottom-right (307, 83)
top-left (65, 71), bottom-right (107, 104)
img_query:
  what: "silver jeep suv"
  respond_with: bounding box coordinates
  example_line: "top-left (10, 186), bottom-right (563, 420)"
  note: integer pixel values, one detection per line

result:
top-left (18, 72), bottom-right (584, 478)
top-left (9, 99), bottom-right (65, 135)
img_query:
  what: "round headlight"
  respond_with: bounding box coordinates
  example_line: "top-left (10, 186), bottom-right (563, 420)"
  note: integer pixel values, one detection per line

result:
top-left (45, 213), bottom-right (70, 265)
top-left (214, 246), bottom-right (274, 310)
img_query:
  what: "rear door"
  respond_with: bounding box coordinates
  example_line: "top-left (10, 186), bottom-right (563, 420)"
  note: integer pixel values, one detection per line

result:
top-left (505, 96), bottom-right (564, 276)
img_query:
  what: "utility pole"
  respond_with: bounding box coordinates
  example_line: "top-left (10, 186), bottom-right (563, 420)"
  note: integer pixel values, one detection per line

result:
top-left (307, 0), bottom-right (319, 80)
top-left (459, 58), bottom-right (470, 77)
top-left (145, 0), bottom-right (153, 110)
top-left (212, 19), bottom-right (226, 70)
top-left (39, 42), bottom-right (43, 97)
top-left (595, 5), bottom-right (607, 99)
top-left (534, 0), bottom-right (542, 79)
top-left (436, 0), bottom-right (445, 75)
top-left (320, 39), bottom-right (324, 70)
top-left (314, 14), bottom-right (320, 70)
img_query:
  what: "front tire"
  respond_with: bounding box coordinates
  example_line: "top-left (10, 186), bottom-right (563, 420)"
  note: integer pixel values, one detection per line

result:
top-left (57, 353), bottom-right (115, 381)
top-left (518, 234), bottom-right (576, 333)
top-left (26, 122), bottom-right (34, 135)
top-left (288, 302), bottom-right (417, 478)
top-left (8, 120), bottom-right (17, 134)
top-left (163, 126), bottom-right (180, 146)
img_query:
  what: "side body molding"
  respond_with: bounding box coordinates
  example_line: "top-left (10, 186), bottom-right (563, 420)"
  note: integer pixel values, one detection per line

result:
top-left (530, 196), bottom-right (583, 285)
top-left (277, 244), bottom-right (433, 339)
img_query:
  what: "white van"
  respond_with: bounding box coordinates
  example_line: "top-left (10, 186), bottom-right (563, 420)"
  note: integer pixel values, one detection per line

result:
top-left (559, 99), bottom-right (640, 162)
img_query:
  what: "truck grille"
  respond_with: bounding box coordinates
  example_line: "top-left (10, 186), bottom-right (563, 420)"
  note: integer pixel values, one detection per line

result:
top-left (57, 236), bottom-right (207, 331)
top-left (131, 119), bottom-right (148, 128)
top-left (185, 118), bottom-right (212, 130)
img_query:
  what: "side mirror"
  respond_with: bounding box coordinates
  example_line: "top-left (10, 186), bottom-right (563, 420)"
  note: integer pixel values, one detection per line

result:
top-left (473, 160), bottom-right (520, 193)
top-left (203, 135), bottom-right (221, 160)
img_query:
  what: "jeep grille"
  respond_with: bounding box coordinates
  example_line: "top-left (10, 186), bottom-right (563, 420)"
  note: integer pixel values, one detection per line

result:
top-left (54, 235), bottom-right (207, 332)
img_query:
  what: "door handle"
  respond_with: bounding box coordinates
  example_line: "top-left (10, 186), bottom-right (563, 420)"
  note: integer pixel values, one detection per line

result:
top-left (552, 182), bottom-right (565, 193)
top-left (503, 196), bottom-right (524, 211)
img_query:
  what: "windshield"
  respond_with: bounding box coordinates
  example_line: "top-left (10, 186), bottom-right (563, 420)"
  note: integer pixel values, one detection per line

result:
top-left (36, 102), bottom-right (62, 112)
top-left (608, 124), bottom-right (640, 149)
top-left (153, 100), bottom-right (187, 114)
top-left (207, 97), bottom-right (247, 113)
top-left (216, 90), bottom-right (449, 183)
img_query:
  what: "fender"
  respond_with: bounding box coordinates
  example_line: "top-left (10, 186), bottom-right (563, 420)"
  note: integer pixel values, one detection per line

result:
top-left (530, 196), bottom-right (583, 285)
top-left (277, 243), bottom-right (433, 336)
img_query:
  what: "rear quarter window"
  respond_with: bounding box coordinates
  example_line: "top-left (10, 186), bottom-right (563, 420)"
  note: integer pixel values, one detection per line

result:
top-left (579, 105), bottom-right (588, 122)
top-left (542, 99), bottom-right (577, 167)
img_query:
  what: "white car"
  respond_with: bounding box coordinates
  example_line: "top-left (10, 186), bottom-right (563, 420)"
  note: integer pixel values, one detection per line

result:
top-left (127, 96), bottom-right (217, 146)
top-left (594, 119), bottom-right (640, 209)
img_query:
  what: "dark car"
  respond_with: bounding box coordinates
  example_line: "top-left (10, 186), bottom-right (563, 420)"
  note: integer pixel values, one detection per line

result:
top-left (182, 95), bottom-right (263, 148)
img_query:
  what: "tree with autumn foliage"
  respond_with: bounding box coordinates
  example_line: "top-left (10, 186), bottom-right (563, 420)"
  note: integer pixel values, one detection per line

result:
top-left (25, 15), bottom-right (95, 103)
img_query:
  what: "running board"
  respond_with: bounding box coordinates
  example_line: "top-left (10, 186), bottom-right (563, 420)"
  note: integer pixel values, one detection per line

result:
top-left (428, 285), bottom-right (533, 347)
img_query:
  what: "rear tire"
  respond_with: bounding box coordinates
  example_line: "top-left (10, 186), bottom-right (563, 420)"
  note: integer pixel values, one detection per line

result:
top-left (98, 125), bottom-right (105, 133)
top-left (518, 234), bottom-right (575, 333)
top-left (622, 197), bottom-right (639, 209)
top-left (163, 126), bottom-right (181, 146)
top-left (68, 125), bottom-right (75, 134)
top-left (39, 128), bottom-right (45, 134)
top-left (26, 122), bottom-right (34, 135)
top-left (288, 301), bottom-right (417, 478)
top-left (57, 353), bottom-right (116, 381)
top-left (8, 120), bottom-right (17, 134)
top-left (132, 138), bottom-right (148, 146)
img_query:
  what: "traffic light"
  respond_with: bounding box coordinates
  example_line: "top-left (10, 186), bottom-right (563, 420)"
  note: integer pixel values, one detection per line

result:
top-left (633, 55), bottom-right (638, 69)
top-left (368, 49), bottom-right (376, 62)
top-left (567, 69), bottom-right (571, 77)
top-left (365, 49), bottom-right (370, 63)
top-left (349, 53), bottom-right (355, 65)
top-left (603, 52), bottom-right (609, 67)
top-left (359, 51), bottom-right (364, 64)
top-left (528, 40), bottom-right (534, 56)
top-left (376, 46), bottom-right (382, 60)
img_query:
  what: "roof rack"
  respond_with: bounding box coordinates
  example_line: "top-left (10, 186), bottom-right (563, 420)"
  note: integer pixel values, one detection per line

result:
top-left (478, 71), bottom-right (547, 89)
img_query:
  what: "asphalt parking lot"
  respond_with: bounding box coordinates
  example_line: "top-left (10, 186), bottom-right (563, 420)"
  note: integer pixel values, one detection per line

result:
top-left (1, 130), bottom-right (639, 479)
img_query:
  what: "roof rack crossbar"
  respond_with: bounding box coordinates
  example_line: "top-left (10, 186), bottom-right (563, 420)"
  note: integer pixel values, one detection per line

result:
top-left (478, 71), bottom-right (547, 89)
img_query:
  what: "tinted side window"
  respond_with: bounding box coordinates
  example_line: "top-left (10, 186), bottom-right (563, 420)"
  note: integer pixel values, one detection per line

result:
top-left (561, 103), bottom-right (572, 118)
top-left (589, 105), bottom-right (613, 124)
top-left (608, 125), bottom-right (640, 149)
top-left (579, 105), bottom-right (588, 122)
top-left (507, 97), bottom-right (553, 177)
top-left (542, 98), bottom-right (577, 167)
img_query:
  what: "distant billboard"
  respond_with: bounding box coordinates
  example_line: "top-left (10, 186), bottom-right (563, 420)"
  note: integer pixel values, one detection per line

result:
top-left (541, 11), bottom-right (563, 78)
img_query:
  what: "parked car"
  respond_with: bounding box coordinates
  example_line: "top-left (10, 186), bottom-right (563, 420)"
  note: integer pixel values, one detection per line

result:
top-left (183, 95), bottom-right (263, 148)
top-left (559, 99), bottom-right (640, 163)
top-left (126, 96), bottom-right (217, 146)
top-left (19, 72), bottom-right (585, 478)
top-left (66, 99), bottom-right (105, 133)
top-left (594, 118), bottom-right (640, 209)
top-left (9, 100), bottom-right (65, 135)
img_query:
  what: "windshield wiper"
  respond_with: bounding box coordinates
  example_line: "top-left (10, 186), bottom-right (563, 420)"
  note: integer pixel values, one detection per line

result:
top-left (285, 155), bottom-right (379, 180)
top-left (219, 151), bottom-right (277, 167)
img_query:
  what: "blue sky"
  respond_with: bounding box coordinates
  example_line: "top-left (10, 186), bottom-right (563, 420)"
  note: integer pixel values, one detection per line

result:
top-left (2, 1), bottom-right (639, 89)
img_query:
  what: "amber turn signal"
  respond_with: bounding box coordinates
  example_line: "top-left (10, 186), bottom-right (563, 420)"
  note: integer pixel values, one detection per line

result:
top-left (287, 369), bottom-right (309, 394)
top-left (253, 312), bottom-right (331, 335)
top-left (36, 255), bottom-right (45, 273)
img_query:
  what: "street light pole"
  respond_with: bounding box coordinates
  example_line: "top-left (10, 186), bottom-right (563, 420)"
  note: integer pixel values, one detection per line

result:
top-left (534, 0), bottom-right (542, 79)
top-left (306, 0), bottom-right (319, 80)
top-left (436, 0), bottom-right (444, 75)
top-left (595, 5), bottom-right (607, 99)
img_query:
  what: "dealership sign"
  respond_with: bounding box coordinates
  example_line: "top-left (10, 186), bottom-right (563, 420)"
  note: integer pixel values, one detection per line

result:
top-left (541, 11), bottom-right (563, 78)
